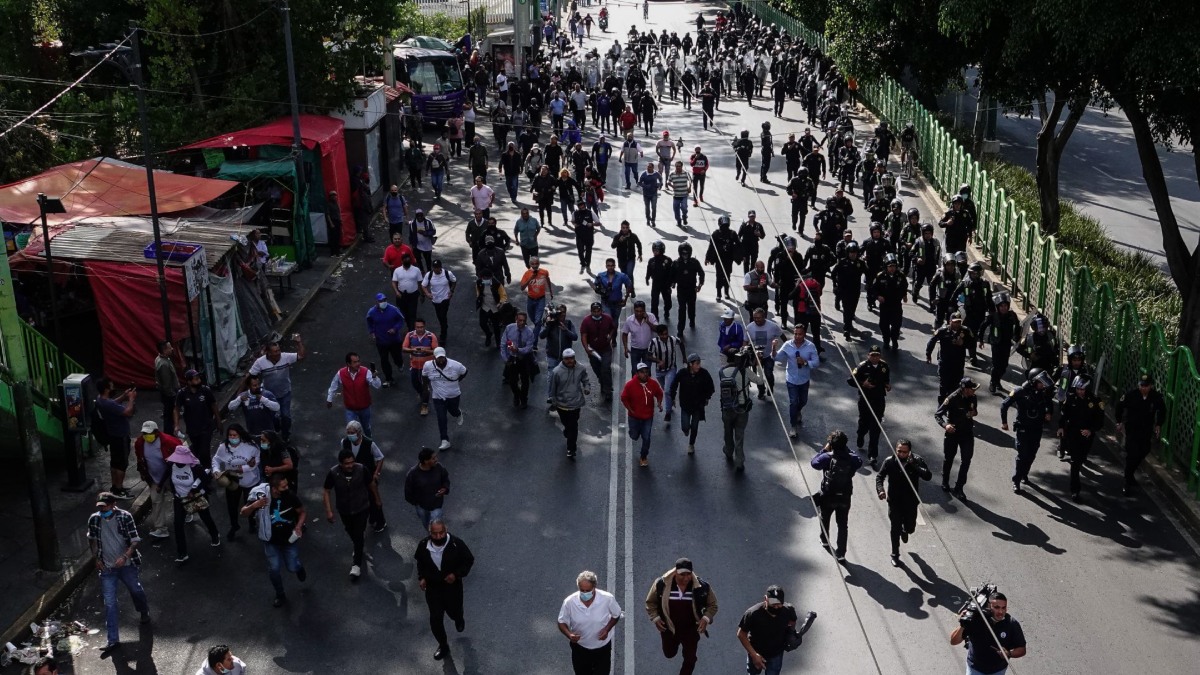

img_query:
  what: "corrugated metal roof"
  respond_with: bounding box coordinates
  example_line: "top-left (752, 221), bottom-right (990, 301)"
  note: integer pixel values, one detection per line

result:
top-left (29, 218), bottom-right (256, 269)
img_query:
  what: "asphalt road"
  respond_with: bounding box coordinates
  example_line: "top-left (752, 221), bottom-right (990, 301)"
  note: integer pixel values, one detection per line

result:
top-left (40, 3), bottom-right (1200, 674)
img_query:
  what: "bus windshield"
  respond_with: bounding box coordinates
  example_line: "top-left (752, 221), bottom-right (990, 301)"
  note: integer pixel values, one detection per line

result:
top-left (406, 57), bottom-right (464, 95)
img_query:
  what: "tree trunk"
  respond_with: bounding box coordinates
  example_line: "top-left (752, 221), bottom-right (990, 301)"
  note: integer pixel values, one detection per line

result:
top-left (1034, 91), bottom-right (1084, 235)
top-left (1115, 92), bottom-right (1200, 353)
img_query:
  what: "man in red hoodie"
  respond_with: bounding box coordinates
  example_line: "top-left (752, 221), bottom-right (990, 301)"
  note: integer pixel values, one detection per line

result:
top-left (133, 421), bottom-right (181, 538)
top-left (621, 363), bottom-right (664, 467)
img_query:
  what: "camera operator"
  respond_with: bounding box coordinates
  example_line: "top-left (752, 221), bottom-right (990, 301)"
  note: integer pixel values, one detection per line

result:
top-left (949, 591), bottom-right (1026, 675)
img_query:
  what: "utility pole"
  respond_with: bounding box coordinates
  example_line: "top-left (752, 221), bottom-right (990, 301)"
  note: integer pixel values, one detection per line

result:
top-left (277, 0), bottom-right (309, 262)
top-left (127, 24), bottom-right (173, 342)
top-left (36, 193), bottom-right (65, 348)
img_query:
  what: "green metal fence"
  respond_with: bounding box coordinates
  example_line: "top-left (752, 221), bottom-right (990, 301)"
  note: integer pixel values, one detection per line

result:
top-left (744, 0), bottom-right (1200, 497)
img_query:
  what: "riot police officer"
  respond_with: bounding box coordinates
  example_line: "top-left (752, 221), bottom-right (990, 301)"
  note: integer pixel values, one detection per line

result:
top-left (936, 377), bottom-right (979, 499)
top-left (769, 236), bottom-right (805, 328)
top-left (926, 313), bottom-right (975, 404)
top-left (938, 194), bottom-right (974, 254)
top-left (813, 198), bottom-right (847, 244)
top-left (861, 223), bottom-right (893, 311)
top-left (1016, 313), bottom-right (1059, 377)
top-left (955, 262), bottom-right (991, 361)
top-left (706, 215), bottom-right (740, 301)
top-left (804, 232), bottom-right (837, 288)
top-left (929, 254), bottom-right (961, 329)
top-left (895, 208), bottom-right (923, 271)
top-left (1115, 373), bottom-right (1167, 495)
top-left (673, 242), bottom-right (705, 338)
top-left (1057, 375), bottom-right (1105, 502)
top-left (1000, 369), bottom-right (1055, 493)
top-left (830, 243), bottom-right (868, 338)
top-left (978, 292), bottom-right (1021, 394)
top-left (1053, 345), bottom-right (1094, 460)
top-left (872, 255), bottom-right (908, 351)
top-left (852, 345), bottom-right (891, 467)
top-left (760, 121), bottom-right (775, 183)
top-left (738, 211), bottom-right (767, 274)
top-left (646, 240), bottom-right (675, 323)
top-left (733, 129), bottom-right (754, 185)
top-left (909, 223), bottom-right (942, 304)
top-left (786, 167), bottom-right (815, 233)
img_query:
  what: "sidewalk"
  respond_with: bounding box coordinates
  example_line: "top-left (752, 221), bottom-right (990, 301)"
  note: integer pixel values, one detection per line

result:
top-left (0, 244), bottom-right (356, 650)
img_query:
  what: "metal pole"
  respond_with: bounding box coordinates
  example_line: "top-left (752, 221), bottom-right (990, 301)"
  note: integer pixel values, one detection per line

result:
top-left (128, 23), bottom-right (173, 342)
top-left (15, 378), bottom-right (61, 571)
top-left (279, 0), bottom-right (308, 259)
top-left (37, 194), bottom-right (62, 348)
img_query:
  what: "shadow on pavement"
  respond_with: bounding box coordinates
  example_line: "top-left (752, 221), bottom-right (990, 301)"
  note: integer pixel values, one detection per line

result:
top-left (959, 497), bottom-right (1067, 555)
top-left (841, 560), bottom-right (931, 619)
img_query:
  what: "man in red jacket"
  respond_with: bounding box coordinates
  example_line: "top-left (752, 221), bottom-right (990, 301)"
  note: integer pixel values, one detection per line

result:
top-left (326, 352), bottom-right (382, 437)
top-left (621, 363), bottom-right (664, 467)
top-left (133, 421), bottom-right (181, 538)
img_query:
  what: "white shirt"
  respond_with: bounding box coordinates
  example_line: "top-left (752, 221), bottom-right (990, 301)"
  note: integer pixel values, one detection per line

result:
top-left (142, 438), bottom-right (167, 484)
top-left (428, 538), bottom-right (448, 569)
top-left (392, 265), bottom-right (424, 294)
top-left (558, 589), bottom-right (623, 649)
top-left (495, 73), bottom-right (508, 91)
top-left (422, 359), bottom-right (468, 400)
top-left (249, 352), bottom-right (299, 396)
top-left (212, 442), bottom-right (262, 488)
top-left (464, 108), bottom-right (476, 123)
top-left (470, 184), bottom-right (495, 210)
top-left (422, 269), bottom-right (457, 303)
top-left (169, 463), bottom-right (201, 498)
top-left (196, 655), bottom-right (247, 675)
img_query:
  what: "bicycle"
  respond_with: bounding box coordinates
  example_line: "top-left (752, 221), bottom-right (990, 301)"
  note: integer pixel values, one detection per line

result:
top-left (900, 142), bottom-right (918, 180)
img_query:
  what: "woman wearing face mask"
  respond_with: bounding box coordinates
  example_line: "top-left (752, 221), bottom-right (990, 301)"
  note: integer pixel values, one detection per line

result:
top-left (162, 445), bottom-right (220, 564)
top-left (258, 430), bottom-right (297, 491)
top-left (212, 423), bottom-right (261, 540)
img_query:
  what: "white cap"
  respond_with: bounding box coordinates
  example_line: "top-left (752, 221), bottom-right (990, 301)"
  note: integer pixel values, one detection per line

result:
top-left (721, 308), bottom-right (736, 319)
top-left (140, 420), bottom-right (158, 434)
top-left (562, 348), bottom-right (577, 358)
top-left (433, 347), bottom-right (447, 358)
top-left (636, 362), bottom-right (650, 371)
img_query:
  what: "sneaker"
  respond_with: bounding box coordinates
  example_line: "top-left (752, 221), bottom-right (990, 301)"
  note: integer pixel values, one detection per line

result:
top-left (149, 528), bottom-right (169, 539)
top-left (639, 457), bottom-right (649, 467)
top-left (350, 564), bottom-right (362, 579)
top-left (835, 552), bottom-right (846, 562)
top-left (788, 431), bottom-right (799, 440)
top-left (438, 439), bottom-right (452, 450)
top-left (175, 554), bottom-right (189, 564)
top-left (869, 458), bottom-right (878, 470)
top-left (900, 530), bottom-right (909, 544)
top-left (567, 449), bottom-right (577, 459)
top-left (687, 444), bottom-right (695, 455)
top-left (210, 535), bottom-right (221, 547)
top-left (381, 380), bottom-right (392, 389)
top-left (456, 411), bottom-right (465, 427)
top-left (296, 566), bottom-right (307, 582)
top-left (1013, 483), bottom-right (1023, 494)
top-left (420, 403), bottom-right (430, 416)
top-left (110, 487), bottom-right (130, 499)
top-left (373, 523), bottom-right (388, 533)
top-left (890, 554), bottom-right (900, 567)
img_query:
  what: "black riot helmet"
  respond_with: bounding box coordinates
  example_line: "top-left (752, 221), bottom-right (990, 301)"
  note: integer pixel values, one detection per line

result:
top-left (718, 215), bottom-right (732, 229)
top-left (678, 242), bottom-right (693, 257)
top-left (652, 240), bottom-right (666, 254)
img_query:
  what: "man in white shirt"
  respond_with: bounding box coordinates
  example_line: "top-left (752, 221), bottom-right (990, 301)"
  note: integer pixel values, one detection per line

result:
top-left (422, 259), bottom-right (458, 345)
top-left (470, 175), bottom-right (496, 216)
top-left (558, 569), bottom-right (622, 674)
top-left (495, 71), bottom-right (509, 104)
top-left (248, 337), bottom-right (306, 442)
top-left (391, 253), bottom-right (425, 329)
top-left (422, 347), bottom-right (468, 450)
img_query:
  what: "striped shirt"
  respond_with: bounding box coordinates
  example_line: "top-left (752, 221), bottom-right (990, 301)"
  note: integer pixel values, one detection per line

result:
top-left (648, 335), bottom-right (684, 373)
top-left (667, 172), bottom-right (691, 195)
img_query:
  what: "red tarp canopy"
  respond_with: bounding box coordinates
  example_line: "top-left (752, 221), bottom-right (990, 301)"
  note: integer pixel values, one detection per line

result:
top-left (0, 158), bottom-right (237, 227)
top-left (181, 114), bottom-right (355, 246)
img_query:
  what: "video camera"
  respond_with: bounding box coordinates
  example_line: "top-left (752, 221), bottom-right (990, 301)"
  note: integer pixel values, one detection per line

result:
top-left (958, 582), bottom-right (999, 628)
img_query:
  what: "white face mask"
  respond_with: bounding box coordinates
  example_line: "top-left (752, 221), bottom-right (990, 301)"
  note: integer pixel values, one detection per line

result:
top-left (377, 302), bottom-right (387, 310)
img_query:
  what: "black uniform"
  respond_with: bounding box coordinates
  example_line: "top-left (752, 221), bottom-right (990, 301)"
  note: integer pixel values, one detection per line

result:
top-left (813, 206), bottom-right (847, 243)
top-left (1017, 329), bottom-right (1060, 376)
top-left (938, 206), bottom-right (973, 254)
top-left (786, 175), bottom-right (814, 231)
top-left (706, 225), bottom-right (740, 300)
top-left (851, 357), bottom-right (890, 461)
top-left (861, 234), bottom-right (893, 309)
top-left (872, 268), bottom-right (908, 349)
top-left (1000, 383), bottom-right (1054, 489)
top-left (935, 389), bottom-right (979, 493)
top-left (875, 452), bottom-right (932, 557)
top-left (804, 241), bottom-right (837, 287)
top-left (830, 256), bottom-right (868, 335)
top-left (909, 236), bottom-right (942, 300)
top-left (956, 275), bottom-right (991, 356)
top-left (770, 247), bottom-right (805, 327)
top-left (737, 219), bottom-right (767, 273)
top-left (732, 136), bottom-right (754, 183)
top-left (929, 267), bottom-right (961, 328)
top-left (926, 324), bottom-right (975, 403)
top-left (1114, 385), bottom-right (1166, 490)
top-left (978, 309), bottom-right (1021, 391)
top-left (1058, 391), bottom-right (1105, 497)
top-left (645, 253), bottom-right (674, 322)
top-left (781, 140), bottom-right (802, 181)
top-left (673, 254), bottom-right (705, 336)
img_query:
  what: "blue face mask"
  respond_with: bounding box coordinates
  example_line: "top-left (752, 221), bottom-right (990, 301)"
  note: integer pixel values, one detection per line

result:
top-left (347, 433), bottom-right (359, 443)
top-left (100, 509), bottom-right (114, 519)
top-left (260, 442), bottom-right (271, 450)
top-left (579, 590), bottom-right (595, 601)
top-left (227, 437), bottom-right (241, 447)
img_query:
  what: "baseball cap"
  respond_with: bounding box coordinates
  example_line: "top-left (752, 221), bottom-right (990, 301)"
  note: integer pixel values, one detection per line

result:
top-left (747, 209), bottom-right (756, 217)
top-left (562, 348), bottom-right (577, 358)
top-left (674, 557), bottom-right (693, 572)
top-left (415, 207), bottom-right (424, 214)
top-left (687, 353), bottom-right (702, 363)
top-left (96, 491), bottom-right (119, 507)
top-left (1139, 373), bottom-right (1154, 386)
top-left (184, 369), bottom-right (200, 379)
top-left (636, 362), bottom-right (650, 371)
top-left (140, 420), bottom-right (159, 434)
top-left (766, 585), bottom-right (785, 605)
top-left (960, 377), bottom-right (979, 389)
top-left (433, 347), bottom-right (447, 358)
top-left (375, 292), bottom-right (387, 302)
top-left (721, 308), bottom-right (736, 319)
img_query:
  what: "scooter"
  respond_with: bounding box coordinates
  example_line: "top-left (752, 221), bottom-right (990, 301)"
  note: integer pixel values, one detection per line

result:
top-left (599, 15), bottom-right (608, 31)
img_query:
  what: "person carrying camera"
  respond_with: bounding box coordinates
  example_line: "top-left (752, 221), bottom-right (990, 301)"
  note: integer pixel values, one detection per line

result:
top-left (949, 591), bottom-right (1026, 675)
top-left (736, 585), bottom-right (816, 675)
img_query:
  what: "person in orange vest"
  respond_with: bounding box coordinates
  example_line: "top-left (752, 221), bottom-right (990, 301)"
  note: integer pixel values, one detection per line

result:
top-left (326, 352), bottom-right (382, 437)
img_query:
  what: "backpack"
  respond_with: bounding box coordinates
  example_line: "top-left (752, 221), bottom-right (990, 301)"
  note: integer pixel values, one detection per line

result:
top-left (718, 367), bottom-right (750, 412)
top-left (822, 452), bottom-right (856, 496)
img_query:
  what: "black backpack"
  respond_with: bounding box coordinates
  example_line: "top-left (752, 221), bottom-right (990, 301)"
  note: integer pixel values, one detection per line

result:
top-left (822, 452), bottom-right (856, 496)
top-left (718, 367), bottom-right (749, 412)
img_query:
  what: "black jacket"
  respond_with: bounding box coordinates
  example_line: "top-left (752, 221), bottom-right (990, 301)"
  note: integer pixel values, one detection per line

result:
top-left (670, 367), bottom-right (715, 414)
top-left (415, 535), bottom-right (475, 587)
top-left (1114, 388), bottom-right (1166, 434)
top-left (875, 453), bottom-right (932, 505)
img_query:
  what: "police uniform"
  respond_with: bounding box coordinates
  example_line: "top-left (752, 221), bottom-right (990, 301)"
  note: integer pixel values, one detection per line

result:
top-left (646, 253), bottom-right (675, 322)
top-left (1114, 375), bottom-right (1167, 492)
top-left (830, 254), bottom-right (868, 336)
top-left (935, 381), bottom-right (979, 496)
top-left (1000, 380), bottom-right (1054, 491)
top-left (851, 347), bottom-right (890, 462)
top-left (929, 264), bottom-right (960, 328)
top-left (926, 319), bottom-right (975, 403)
top-left (871, 265), bottom-right (908, 350)
top-left (1053, 358), bottom-right (1095, 459)
top-left (909, 235), bottom-right (942, 301)
top-left (955, 272), bottom-right (990, 359)
top-left (978, 300), bottom-right (1021, 392)
top-left (1058, 386), bottom-right (1105, 499)
top-left (673, 249), bottom-right (705, 337)
top-left (706, 223), bottom-right (740, 300)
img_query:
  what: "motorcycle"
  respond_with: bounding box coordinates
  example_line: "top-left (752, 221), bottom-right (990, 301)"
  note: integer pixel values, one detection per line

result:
top-left (599, 15), bottom-right (608, 31)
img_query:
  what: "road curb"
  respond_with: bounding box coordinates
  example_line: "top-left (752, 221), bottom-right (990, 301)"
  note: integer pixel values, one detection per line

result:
top-left (0, 236), bottom-right (358, 649)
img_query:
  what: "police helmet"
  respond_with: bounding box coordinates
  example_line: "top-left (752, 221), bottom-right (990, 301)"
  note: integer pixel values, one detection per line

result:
top-left (951, 194), bottom-right (965, 204)
top-left (880, 121), bottom-right (890, 129)
top-left (652, 240), bottom-right (666, 254)
top-left (718, 215), bottom-right (732, 228)
top-left (968, 262), bottom-right (984, 274)
top-left (891, 198), bottom-right (903, 209)
top-left (992, 291), bottom-right (1011, 306)
top-left (678, 242), bottom-right (693, 257)
top-left (955, 251), bottom-right (968, 264)
top-left (1067, 344), bottom-right (1085, 359)
top-left (904, 122), bottom-right (914, 130)
top-left (942, 253), bottom-right (956, 265)
top-left (1028, 369), bottom-right (1054, 389)
top-left (740, 129), bottom-right (750, 138)
top-left (762, 121), bottom-right (771, 130)
top-left (959, 183), bottom-right (972, 195)
top-left (845, 242), bottom-right (860, 253)
top-left (785, 236), bottom-right (798, 249)
top-left (797, 167), bottom-right (809, 177)
top-left (1071, 375), bottom-right (1091, 390)
top-left (873, 185), bottom-right (884, 196)
top-left (907, 207), bottom-right (921, 219)
top-left (869, 222), bottom-right (883, 233)
top-left (921, 222), bottom-right (935, 233)
top-left (884, 253), bottom-right (899, 266)
top-left (960, 377), bottom-right (979, 389)
top-left (484, 235), bottom-right (496, 246)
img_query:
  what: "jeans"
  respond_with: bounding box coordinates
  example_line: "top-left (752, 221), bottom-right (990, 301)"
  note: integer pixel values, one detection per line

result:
top-left (528, 296), bottom-right (548, 333)
top-left (520, 245), bottom-right (539, 267)
top-left (415, 505), bottom-right (444, 530)
top-left (432, 396), bottom-right (462, 441)
top-left (818, 495), bottom-right (851, 556)
top-left (680, 407), bottom-right (702, 444)
top-left (560, 196), bottom-right (574, 224)
top-left (340, 509), bottom-right (369, 566)
top-left (431, 169), bottom-right (445, 196)
top-left (589, 350), bottom-right (614, 396)
top-left (655, 367), bottom-right (678, 411)
top-left (643, 192), bottom-right (658, 222)
top-left (262, 540), bottom-right (303, 595)
top-left (410, 368), bottom-right (430, 405)
top-left (275, 393), bottom-right (293, 441)
top-left (967, 666), bottom-right (1006, 675)
top-left (159, 393), bottom-right (177, 436)
top-left (672, 196), bottom-right (688, 223)
top-left (624, 162), bottom-right (638, 188)
top-left (786, 381), bottom-right (810, 428)
top-left (628, 416), bottom-right (654, 458)
top-left (99, 565), bottom-right (149, 645)
top-left (747, 653), bottom-right (785, 675)
top-left (661, 625), bottom-right (700, 675)
top-left (629, 347), bottom-right (648, 373)
top-left (343, 407), bottom-right (373, 438)
top-left (506, 174), bottom-right (520, 201)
